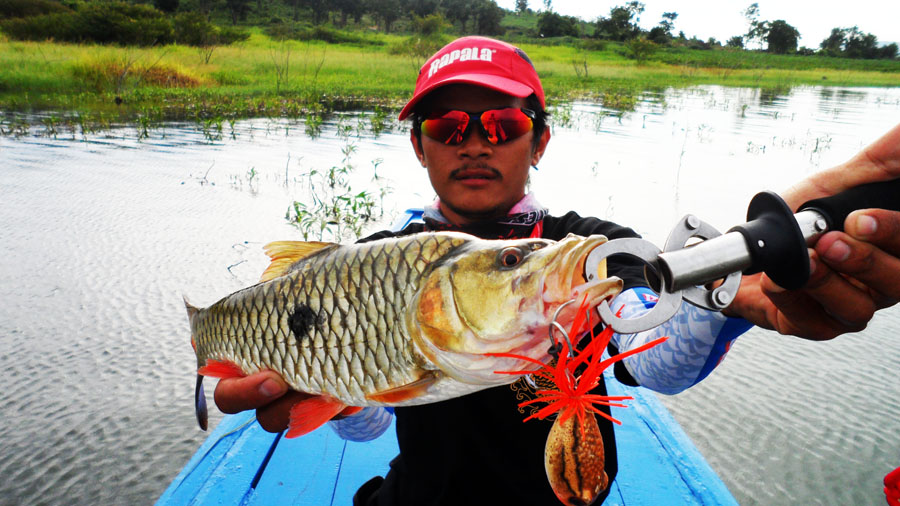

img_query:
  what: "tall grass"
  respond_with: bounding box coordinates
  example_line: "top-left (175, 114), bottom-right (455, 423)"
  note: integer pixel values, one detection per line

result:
top-left (1, 30), bottom-right (899, 128)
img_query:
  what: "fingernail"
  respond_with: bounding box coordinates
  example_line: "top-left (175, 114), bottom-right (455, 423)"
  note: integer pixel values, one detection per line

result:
top-left (259, 378), bottom-right (283, 397)
top-left (809, 256), bottom-right (816, 276)
top-left (823, 239), bottom-right (850, 262)
top-left (855, 214), bottom-right (877, 237)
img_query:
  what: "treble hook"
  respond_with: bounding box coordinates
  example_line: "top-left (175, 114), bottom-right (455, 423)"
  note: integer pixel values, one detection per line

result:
top-left (548, 299), bottom-right (577, 358)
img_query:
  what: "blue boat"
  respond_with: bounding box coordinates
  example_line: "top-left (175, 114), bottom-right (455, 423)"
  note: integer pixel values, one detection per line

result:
top-left (157, 209), bottom-right (736, 505)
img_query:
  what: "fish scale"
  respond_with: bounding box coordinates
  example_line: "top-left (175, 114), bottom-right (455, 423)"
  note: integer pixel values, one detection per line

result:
top-left (192, 234), bottom-right (464, 403)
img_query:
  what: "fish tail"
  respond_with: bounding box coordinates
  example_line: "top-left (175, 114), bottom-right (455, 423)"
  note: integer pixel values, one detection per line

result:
top-left (195, 374), bottom-right (208, 431)
top-left (184, 296), bottom-right (208, 431)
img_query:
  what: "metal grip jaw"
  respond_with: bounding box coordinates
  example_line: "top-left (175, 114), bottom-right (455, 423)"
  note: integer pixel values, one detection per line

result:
top-left (583, 238), bottom-right (683, 334)
top-left (662, 215), bottom-right (742, 311)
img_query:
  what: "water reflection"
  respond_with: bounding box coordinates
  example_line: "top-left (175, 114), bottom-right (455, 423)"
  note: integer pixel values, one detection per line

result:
top-left (1, 85), bottom-right (899, 506)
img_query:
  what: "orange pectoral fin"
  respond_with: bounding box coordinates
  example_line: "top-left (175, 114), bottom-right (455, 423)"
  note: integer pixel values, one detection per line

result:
top-left (365, 372), bottom-right (439, 404)
top-left (197, 359), bottom-right (246, 379)
top-left (286, 396), bottom-right (347, 438)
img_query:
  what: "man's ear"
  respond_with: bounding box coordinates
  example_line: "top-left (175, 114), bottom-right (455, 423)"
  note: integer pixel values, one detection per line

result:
top-left (531, 128), bottom-right (551, 166)
top-left (411, 130), bottom-right (426, 167)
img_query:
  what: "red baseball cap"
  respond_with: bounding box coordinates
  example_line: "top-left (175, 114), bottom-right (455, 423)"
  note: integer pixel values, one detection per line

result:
top-left (397, 36), bottom-right (545, 120)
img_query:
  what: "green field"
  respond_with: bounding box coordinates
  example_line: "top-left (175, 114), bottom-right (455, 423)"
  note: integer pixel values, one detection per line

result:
top-left (2, 27), bottom-right (899, 131)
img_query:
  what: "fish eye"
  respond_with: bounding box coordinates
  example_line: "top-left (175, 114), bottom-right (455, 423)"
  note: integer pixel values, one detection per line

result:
top-left (498, 247), bottom-right (524, 268)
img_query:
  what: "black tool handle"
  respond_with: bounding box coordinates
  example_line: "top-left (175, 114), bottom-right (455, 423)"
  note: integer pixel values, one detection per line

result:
top-left (799, 178), bottom-right (900, 231)
top-left (729, 191), bottom-right (809, 289)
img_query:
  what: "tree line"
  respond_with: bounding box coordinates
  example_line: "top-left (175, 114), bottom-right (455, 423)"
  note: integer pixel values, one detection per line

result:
top-left (0, 0), bottom-right (895, 60)
top-left (534, 1), bottom-right (895, 59)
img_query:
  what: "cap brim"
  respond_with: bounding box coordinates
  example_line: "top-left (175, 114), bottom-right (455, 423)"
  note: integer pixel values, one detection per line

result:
top-left (398, 74), bottom-right (535, 120)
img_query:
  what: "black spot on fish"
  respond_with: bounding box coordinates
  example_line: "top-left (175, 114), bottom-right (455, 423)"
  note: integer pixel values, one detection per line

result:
top-left (288, 304), bottom-right (317, 339)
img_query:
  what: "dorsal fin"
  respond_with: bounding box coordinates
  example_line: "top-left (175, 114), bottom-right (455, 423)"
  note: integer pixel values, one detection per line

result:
top-left (260, 240), bottom-right (335, 282)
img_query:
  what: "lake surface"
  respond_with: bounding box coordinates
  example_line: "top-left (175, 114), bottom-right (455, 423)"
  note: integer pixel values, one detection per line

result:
top-left (1, 85), bottom-right (899, 505)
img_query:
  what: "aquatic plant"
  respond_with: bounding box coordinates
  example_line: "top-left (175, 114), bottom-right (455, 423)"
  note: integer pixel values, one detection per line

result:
top-left (285, 141), bottom-right (392, 242)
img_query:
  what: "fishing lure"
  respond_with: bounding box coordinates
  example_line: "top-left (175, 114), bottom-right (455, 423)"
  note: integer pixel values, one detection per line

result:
top-left (491, 295), bottom-right (668, 506)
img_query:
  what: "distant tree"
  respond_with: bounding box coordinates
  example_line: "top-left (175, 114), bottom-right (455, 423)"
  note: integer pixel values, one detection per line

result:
top-left (299, 0), bottom-right (330, 25)
top-left (443, 0), bottom-right (474, 31)
top-left (659, 11), bottom-right (677, 35)
top-left (333, 0), bottom-right (365, 27)
top-left (820, 27), bottom-right (846, 56)
top-left (538, 11), bottom-right (578, 37)
top-left (225, 0), bottom-right (250, 24)
top-left (195, 0), bottom-right (214, 17)
top-left (402, 0), bottom-right (442, 18)
top-left (515, 0), bottom-right (528, 14)
top-left (370, 0), bottom-right (402, 32)
top-left (594, 2), bottom-right (644, 41)
top-left (647, 26), bottom-right (667, 44)
top-left (821, 26), bottom-right (894, 59)
top-left (742, 2), bottom-right (768, 49)
top-left (154, 0), bottom-right (179, 13)
top-left (726, 36), bottom-right (744, 48)
top-left (843, 26), bottom-right (879, 58)
top-left (473, 0), bottom-right (505, 34)
top-left (648, 11), bottom-right (676, 44)
top-left (766, 19), bottom-right (799, 53)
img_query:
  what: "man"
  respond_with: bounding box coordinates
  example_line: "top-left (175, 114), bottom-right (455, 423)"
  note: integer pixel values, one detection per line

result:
top-left (214, 36), bottom-right (900, 504)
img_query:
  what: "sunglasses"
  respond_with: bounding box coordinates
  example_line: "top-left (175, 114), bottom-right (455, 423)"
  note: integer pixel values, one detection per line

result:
top-left (420, 108), bottom-right (535, 146)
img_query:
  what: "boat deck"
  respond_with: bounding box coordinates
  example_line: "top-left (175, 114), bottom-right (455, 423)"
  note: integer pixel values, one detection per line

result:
top-left (157, 369), bottom-right (735, 505)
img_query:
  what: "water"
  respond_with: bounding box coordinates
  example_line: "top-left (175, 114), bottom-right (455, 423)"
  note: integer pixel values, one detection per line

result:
top-left (1, 85), bottom-right (898, 505)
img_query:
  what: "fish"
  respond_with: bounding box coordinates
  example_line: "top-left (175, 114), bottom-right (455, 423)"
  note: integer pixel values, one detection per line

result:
top-left (490, 296), bottom-right (668, 506)
top-left (186, 231), bottom-right (623, 438)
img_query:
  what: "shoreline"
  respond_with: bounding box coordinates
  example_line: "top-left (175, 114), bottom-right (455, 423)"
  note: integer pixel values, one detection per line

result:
top-left (2, 33), bottom-right (899, 131)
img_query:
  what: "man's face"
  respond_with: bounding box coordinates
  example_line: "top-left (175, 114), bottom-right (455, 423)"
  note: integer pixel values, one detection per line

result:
top-left (411, 84), bottom-right (550, 225)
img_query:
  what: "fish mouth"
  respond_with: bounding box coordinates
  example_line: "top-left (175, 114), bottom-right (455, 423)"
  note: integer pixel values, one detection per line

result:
top-left (540, 235), bottom-right (623, 329)
top-left (545, 235), bottom-right (620, 299)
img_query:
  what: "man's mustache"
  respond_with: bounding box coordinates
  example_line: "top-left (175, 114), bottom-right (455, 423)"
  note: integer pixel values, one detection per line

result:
top-left (450, 166), bottom-right (501, 179)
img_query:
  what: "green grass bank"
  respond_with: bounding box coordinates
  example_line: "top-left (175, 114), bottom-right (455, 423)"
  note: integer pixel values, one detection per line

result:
top-left (2, 29), bottom-right (900, 131)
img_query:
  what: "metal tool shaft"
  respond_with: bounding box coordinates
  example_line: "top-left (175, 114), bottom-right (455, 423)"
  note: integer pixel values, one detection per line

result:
top-left (657, 210), bottom-right (828, 292)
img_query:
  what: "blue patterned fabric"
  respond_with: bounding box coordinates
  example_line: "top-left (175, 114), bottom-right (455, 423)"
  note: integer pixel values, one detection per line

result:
top-left (328, 407), bottom-right (394, 442)
top-left (610, 287), bottom-right (753, 394)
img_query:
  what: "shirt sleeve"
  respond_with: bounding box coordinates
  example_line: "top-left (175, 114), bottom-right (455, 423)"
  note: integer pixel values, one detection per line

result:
top-left (608, 287), bottom-right (753, 394)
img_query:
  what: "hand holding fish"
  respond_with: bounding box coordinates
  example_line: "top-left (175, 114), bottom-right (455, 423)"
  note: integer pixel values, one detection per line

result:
top-left (726, 122), bottom-right (900, 339)
top-left (212, 371), bottom-right (296, 432)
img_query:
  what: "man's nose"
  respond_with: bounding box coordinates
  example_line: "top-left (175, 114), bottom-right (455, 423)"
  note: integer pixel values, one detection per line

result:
top-left (456, 125), bottom-right (493, 157)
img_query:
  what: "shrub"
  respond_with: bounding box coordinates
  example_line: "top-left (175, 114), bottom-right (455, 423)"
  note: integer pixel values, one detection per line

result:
top-left (578, 38), bottom-right (606, 51)
top-left (0, 12), bottom-right (80, 41)
top-left (265, 23), bottom-right (381, 46)
top-left (0, 2), bottom-right (173, 45)
top-left (624, 37), bottom-right (658, 63)
top-left (1, 2), bottom-right (248, 47)
top-left (71, 57), bottom-right (200, 93)
top-left (0, 0), bottom-right (70, 19)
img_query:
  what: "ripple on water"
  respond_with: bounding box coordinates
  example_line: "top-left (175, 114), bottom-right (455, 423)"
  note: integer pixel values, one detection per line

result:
top-left (3, 88), bottom-right (900, 505)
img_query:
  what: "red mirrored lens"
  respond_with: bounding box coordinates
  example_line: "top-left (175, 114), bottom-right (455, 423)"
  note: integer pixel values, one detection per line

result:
top-left (421, 108), bottom-right (534, 145)
top-left (421, 110), bottom-right (470, 145)
top-left (480, 109), bottom-right (533, 145)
